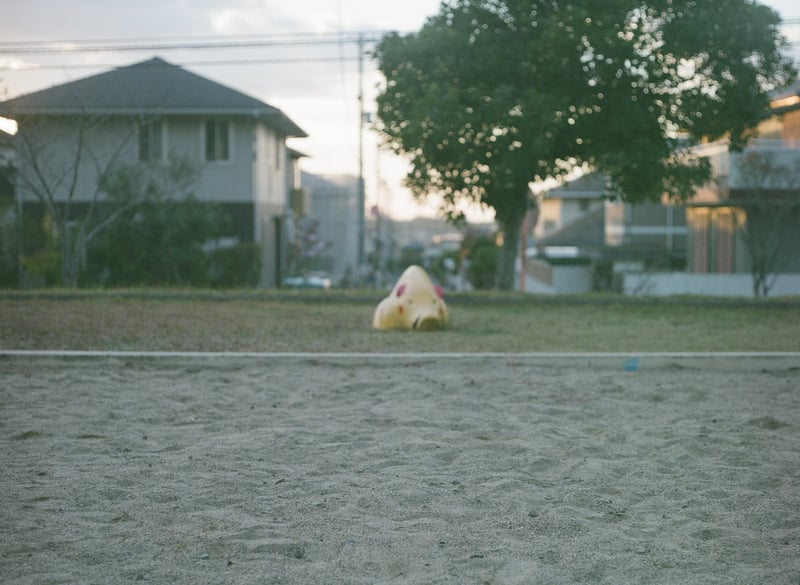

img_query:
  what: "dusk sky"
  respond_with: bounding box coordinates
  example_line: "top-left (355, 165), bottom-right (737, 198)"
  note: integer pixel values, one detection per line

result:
top-left (1, 0), bottom-right (798, 220)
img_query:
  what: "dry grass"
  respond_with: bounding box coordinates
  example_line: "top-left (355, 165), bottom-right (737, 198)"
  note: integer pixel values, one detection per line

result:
top-left (2, 291), bottom-right (799, 352)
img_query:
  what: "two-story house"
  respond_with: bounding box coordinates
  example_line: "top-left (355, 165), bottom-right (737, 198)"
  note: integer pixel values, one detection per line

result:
top-left (687, 81), bottom-right (800, 277)
top-left (0, 56), bottom-right (306, 287)
top-left (623, 80), bottom-right (800, 297)
top-left (529, 81), bottom-right (800, 297)
top-left (528, 171), bottom-right (687, 293)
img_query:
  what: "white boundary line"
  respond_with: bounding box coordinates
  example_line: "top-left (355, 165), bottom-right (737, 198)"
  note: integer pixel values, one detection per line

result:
top-left (1, 350), bottom-right (799, 360)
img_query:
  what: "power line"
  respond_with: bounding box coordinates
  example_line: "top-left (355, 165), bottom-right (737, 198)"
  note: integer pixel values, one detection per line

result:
top-left (0, 15), bottom-right (797, 55)
top-left (0, 32), bottom-right (385, 55)
top-left (1, 18), bottom-right (797, 70)
top-left (0, 56), bottom-right (362, 72)
top-left (0, 30), bottom-right (389, 47)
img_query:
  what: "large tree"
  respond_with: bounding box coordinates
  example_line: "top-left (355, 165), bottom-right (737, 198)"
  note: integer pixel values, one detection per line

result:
top-left (375, 0), bottom-right (795, 288)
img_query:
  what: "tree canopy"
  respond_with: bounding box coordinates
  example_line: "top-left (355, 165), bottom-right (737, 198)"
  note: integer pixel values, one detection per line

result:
top-left (375, 0), bottom-right (796, 288)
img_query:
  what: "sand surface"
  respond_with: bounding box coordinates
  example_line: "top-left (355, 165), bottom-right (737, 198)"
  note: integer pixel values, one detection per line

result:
top-left (1, 354), bottom-right (799, 584)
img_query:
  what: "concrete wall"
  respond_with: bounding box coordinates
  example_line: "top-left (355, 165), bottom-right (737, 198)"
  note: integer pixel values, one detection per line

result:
top-left (520, 260), bottom-right (593, 295)
top-left (623, 272), bottom-right (800, 298)
top-left (552, 265), bottom-right (593, 294)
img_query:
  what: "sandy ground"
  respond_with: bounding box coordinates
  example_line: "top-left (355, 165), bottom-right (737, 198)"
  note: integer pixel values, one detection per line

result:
top-left (1, 354), bottom-right (799, 585)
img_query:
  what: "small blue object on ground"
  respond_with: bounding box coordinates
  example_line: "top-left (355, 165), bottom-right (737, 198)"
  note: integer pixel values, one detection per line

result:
top-left (624, 357), bottom-right (640, 371)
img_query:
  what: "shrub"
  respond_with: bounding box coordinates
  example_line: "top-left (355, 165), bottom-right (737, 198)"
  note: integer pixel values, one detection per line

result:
top-left (209, 243), bottom-right (261, 288)
top-left (86, 197), bottom-right (231, 287)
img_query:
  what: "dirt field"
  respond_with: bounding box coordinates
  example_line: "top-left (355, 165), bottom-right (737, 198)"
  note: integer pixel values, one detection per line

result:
top-left (2, 354), bottom-right (798, 584)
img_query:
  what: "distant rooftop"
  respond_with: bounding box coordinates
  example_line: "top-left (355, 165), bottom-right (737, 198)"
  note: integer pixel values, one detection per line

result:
top-left (0, 56), bottom-right (306, 137)
top-left (545, 172), bottom-right (609, 200)
top-left (770, 79), bottom-right (800, 115)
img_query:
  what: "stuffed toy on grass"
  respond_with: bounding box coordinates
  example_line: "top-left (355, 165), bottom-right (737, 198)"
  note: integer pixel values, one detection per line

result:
top-left (372, 265), bottom-right (449, 331)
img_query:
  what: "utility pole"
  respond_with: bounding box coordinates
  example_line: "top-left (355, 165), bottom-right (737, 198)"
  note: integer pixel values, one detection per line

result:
top-left (357, 34), bottom-right (366, 284)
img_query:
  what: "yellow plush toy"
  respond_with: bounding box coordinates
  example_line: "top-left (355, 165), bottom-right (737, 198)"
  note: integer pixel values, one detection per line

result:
top-left (373, 265), bottom-right (449, 331)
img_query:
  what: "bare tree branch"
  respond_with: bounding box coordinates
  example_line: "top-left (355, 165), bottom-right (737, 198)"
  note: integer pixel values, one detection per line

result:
top-left (733, 152), bottom-right (800, 297)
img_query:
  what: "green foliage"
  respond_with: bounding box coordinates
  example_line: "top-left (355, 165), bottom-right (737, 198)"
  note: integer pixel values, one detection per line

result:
top-left (465, 236), bottom-right (499, 290)
top-left (398, 243), bottom-right (425, 270)
top-left (375, 0), bottom-right (796, 288)
top-left (0, 163), bottom-right (18, 287)
top-left (208, 243), bottom-right (261, 288)
top-left (21, 249), bottom-right (61, 286)
top-left (86, 197), bottom-right (234, 287)
top-left (15, 211), bottom-right (61, 287)
top-left (287, 218), bottom-right (332, 276)
top-left (98, 154), bottom-right (199, 209)
top-left (428, 249), bottom-right (460, 284)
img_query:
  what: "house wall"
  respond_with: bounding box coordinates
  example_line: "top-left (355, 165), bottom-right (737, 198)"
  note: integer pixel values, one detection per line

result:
top-left (251, 121), bottom-right (289, 287)
top-left (15, 115), bottom-right (262, 205)
top-left (605, 201), bottom-right (687, 254)
top-left (688, 132), bottom-right (800, 282)
top-left (759, 108), bottom-right (800, 142)
top-left (535, 198), bottom-right (561, 238)
top-left (167, 116), bottom-right (291, 286)
top-left (687, 208), bottom-right (738, 273)
top-left (535, 197), bottom-right (603, 240)
top-left (15, 113), bottom-right (295, 288)
top-left (728, 142), bottom-right (800, 189)
top-left (686, 206), bottom-right (800, 275)
top-left (175, 117), bottom-right (255, 204)
top-left (784, 110), bottom-right (800, 141)
top-left (638, 204), bottom-right (686, 256)
top-left (252, 122), bottom-right (286, 209)
top-left (159, 117), bottom-right (201, 166)
top-left (15, 116), bottom-right (138, 204)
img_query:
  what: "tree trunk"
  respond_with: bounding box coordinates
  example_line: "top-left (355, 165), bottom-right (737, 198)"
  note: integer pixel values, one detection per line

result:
top-left (495, 212), bottom-right (524, 291)
top-left (60, 242), bottom-right (79, 288)
top-left (59, 227), bottom-right (81, 288)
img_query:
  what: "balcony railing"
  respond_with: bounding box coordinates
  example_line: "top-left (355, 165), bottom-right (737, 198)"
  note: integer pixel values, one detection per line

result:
top-left (746, 138), bottom-right (800, 149)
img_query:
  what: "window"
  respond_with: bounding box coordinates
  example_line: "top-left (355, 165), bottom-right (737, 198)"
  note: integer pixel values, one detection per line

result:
top-left (138, 120), bottom-right (163, 162)
top-left (205, 120), bottom-right (230, 161)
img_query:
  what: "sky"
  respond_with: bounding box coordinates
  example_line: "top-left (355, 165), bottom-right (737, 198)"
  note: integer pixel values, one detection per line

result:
top-left (1, 0), bottom-right (799, 221)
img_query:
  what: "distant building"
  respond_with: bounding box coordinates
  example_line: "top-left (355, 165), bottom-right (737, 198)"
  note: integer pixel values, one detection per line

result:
top-left (300, 172), bottom-right (360, 283)
top-left (527, 81), bottom-right (800, 297)
top-left (537, 171), bottom-right (687, 264)
top-left (0, 56), bottom-right (306, 287)
top-left (528, 172), bottom-right (687, 294)
top-left (686, 80), bottom-right (800, 276)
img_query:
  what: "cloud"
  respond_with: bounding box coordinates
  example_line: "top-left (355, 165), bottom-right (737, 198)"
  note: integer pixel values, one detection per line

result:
top-left (207, 0), bottom-right (309, 35)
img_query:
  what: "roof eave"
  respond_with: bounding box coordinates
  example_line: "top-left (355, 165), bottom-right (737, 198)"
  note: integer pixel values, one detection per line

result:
top-left (0, 106), bottom-right (308, 138)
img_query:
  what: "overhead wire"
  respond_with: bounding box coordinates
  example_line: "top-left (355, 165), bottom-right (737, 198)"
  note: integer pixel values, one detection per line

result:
top-left (0, 31), bottom-right (386, 55)
top-left (0, 30), bottom-right (387, 47)
top-left (0, 15), bottom-right (796, 53)
top-left (1, 17), bottom-right (798, 72)
top-left (1, 56), bottom-right (361, 72)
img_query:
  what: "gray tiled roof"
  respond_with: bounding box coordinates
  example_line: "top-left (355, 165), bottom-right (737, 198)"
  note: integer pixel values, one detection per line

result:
top-left (537, 207), bottom-right (605, 248)
top-left (0, 57), bottom-right (306, 137)
top-left (546, 172), bottom-right (608, 200)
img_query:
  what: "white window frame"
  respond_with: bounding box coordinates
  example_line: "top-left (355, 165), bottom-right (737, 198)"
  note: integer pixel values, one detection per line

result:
top-left (138, 119), bottom-right (165, 163)
top-left (204, 119), bottom-right (233, 163)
